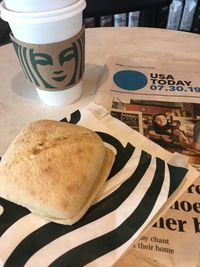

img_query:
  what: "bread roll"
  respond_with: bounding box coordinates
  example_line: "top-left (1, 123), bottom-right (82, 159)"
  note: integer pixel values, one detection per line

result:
top-left (0, 120), bottom-right (115, 225)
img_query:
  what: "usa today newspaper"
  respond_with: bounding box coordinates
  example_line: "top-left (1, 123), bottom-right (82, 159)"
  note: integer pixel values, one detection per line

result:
top-left (95, 56), bottom-right (200, 267)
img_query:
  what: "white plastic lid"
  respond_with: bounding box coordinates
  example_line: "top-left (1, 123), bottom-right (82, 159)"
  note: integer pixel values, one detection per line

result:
top-left (4, 0), bottom-right (79, 12)
top-left (0, 0), bottom-right (86, 24)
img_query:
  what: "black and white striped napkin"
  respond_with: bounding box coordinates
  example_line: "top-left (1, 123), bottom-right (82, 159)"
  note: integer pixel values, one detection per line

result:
top-left (0, 103), bottom-right (198, 267)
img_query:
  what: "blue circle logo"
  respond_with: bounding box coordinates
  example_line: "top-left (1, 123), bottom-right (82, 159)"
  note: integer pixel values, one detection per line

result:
top-left (113, 70), bottom-right (148, 90)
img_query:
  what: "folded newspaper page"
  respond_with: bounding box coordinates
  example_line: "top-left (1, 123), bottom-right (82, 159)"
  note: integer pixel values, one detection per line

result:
top-left (94, 56), bottom-right (200, 266)
top-left (133, 176), bottom-right (200, 267)
top-left (95, 55), bottom-right (200, 169)
top-left (0, 103), bottom-right (199, 267)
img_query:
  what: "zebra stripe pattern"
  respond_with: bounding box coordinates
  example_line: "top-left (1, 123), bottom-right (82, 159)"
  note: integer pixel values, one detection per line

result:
top-left (0, 116), bottom-right (188, 267)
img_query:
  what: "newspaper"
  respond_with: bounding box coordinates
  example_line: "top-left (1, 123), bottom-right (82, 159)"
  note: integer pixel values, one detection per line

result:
top-left (133, 176), bottom-right (200, 267)
top-left (95, 55), bottom-right (200, 266)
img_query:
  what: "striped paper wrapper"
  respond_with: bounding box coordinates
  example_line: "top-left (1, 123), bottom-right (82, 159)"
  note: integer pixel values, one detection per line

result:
top-left (0, 103), bottom-right (198, 267)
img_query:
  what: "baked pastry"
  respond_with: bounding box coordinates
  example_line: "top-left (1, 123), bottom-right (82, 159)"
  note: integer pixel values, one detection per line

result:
top-left (0, 120), bottom-right (115, 225)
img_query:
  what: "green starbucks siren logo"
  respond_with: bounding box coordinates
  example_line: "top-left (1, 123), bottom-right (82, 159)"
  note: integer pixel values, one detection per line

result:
top-left (10, 27), bottom-right (85, 91)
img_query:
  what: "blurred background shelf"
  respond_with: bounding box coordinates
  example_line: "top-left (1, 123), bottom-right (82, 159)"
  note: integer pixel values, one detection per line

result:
top-left (0, 0), bottom-right (200, 46)
top-left (84, 0), bottom-right (200, 33)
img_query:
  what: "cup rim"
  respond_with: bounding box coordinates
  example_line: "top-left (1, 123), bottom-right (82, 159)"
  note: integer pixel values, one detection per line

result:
top-left (0, 0), bottom-right (86, 23)
top-left (4, 0), bottom-right (79, 13)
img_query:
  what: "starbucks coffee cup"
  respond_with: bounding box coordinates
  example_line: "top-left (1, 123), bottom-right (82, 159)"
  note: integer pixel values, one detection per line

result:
top-left (0, 0), bottom-right (86, 106)
top-left (4, 0), bottom-right (79, 12)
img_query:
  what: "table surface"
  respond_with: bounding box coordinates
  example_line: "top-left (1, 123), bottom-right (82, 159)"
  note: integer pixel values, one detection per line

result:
top-left (1, 27), bottom-right (200, 155)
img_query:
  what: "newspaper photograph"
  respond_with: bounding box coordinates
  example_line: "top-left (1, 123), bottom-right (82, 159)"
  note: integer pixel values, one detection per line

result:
top-left (111, 101), bottom-right (200, 168)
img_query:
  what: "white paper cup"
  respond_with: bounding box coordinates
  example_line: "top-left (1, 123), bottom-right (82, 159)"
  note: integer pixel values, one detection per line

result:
top-left (36, 82), bottom-right (82, 106)
top-left (4, 0), bottom-right (79, 12)
top-left (0, 0), bottom-right (86, 106)
top-left (0, 0), bottom-right (86, 43)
